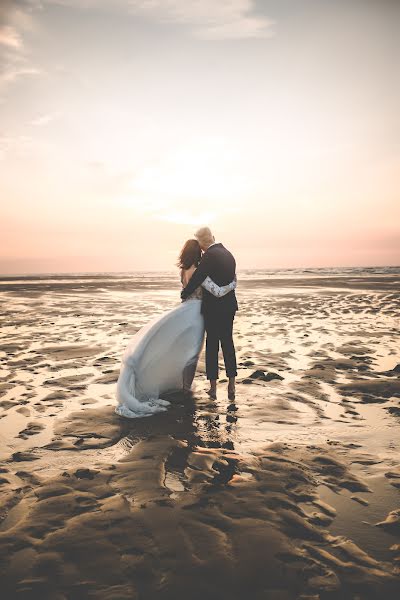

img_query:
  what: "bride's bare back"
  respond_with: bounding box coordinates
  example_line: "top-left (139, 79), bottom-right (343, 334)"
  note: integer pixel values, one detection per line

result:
top-left (181, 265), bottom-right (203, 300)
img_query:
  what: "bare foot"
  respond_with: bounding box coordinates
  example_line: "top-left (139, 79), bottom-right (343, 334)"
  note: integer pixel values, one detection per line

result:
top-left (207, 380), bottom-right (217, 399)
top-left (228, 377), bottom-right (235, 400)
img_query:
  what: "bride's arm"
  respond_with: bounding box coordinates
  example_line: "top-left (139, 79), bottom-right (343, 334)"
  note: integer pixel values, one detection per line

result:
top-left (202, 275), bottom-right (237, 297)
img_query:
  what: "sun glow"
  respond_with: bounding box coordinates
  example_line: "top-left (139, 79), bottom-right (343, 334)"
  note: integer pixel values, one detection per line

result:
top-left (120, 137), bottom-right (247, 224)
top-left (1, 0), bottom-right (399, 273)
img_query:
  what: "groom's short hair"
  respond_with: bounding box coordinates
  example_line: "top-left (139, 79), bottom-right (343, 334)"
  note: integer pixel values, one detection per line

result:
top-left (195, 226), bottom-right (214, 247)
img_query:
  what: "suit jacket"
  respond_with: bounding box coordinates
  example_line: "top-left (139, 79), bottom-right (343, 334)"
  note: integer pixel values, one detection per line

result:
top-left (180, 242), bottom-right (238, 315)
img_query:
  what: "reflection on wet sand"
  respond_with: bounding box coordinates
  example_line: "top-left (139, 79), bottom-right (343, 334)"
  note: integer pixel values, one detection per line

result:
top-left (0, 271), bottom-right (399, 598)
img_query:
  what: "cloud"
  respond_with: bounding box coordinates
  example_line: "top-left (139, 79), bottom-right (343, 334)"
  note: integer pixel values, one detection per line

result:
top-left (0, 1), bottom-right (44, 95)
top-left (0, 0), bottom-right (273, 95)
top-left (129, 0), bottom-right (274, 40)
top-left (0, 60), bottom-right (44, 95)
top-left (42, 0), bottom-right (274, 40)
top-left (1, 65), bottom-right (42, 83)
top-left (0, 1), bottom-right (38, 38)
top-left (0, 25), bottom-right (23, 49)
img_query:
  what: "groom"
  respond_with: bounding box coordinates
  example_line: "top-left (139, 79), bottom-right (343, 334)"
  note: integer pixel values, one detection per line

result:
top-left (181, 226), bottom-right (238, 400)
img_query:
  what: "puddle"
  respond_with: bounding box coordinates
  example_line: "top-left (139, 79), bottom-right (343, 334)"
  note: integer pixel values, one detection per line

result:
top-left (164, 471), bottom-right (186, 498)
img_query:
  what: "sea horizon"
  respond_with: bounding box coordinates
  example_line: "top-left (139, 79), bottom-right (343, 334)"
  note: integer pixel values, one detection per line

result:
top-left (1, 264), bottom-right (399, 279)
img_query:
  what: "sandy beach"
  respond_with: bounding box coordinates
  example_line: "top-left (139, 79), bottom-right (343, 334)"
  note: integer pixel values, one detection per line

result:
top-left (0, 268), bottom-right (399, 599)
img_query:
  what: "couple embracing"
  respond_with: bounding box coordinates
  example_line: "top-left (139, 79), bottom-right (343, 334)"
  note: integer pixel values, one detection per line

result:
top-left (115, 226), bottom-right (238, 419)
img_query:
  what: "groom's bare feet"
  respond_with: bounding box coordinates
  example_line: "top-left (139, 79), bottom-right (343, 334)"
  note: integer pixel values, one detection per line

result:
top-left (207, 379), bottom-right (217, 399)
top-left (228, 377), bottom-right (235, 400)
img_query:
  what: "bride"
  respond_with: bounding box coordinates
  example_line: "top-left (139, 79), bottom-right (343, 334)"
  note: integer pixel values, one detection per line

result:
top-left (114, 239), bottom-right (237, 418)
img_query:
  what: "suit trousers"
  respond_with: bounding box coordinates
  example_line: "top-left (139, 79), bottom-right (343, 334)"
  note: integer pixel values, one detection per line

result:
top-left (203, 310), bottom-right (237, 380)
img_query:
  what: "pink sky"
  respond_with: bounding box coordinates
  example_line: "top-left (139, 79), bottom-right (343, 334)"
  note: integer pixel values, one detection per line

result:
top-left (1, 0), bottom-right (399, 274)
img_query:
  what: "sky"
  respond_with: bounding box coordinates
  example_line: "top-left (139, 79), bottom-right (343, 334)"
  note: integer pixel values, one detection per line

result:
top-left (0, 0), bottom-right (399, 274)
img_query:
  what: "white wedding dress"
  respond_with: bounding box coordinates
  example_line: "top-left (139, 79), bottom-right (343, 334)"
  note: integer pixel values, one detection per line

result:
top-left (114, 272), bottom-right (237, 418)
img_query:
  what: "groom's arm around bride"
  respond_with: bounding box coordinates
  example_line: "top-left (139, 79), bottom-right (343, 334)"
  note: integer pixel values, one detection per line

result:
top-left (180, 238), bottom-right (238, 316)
top-left (180, 227), bottom-right (238, 401)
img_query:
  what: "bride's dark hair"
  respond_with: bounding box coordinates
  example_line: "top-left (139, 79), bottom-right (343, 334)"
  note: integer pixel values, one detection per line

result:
top-left (177, 239), bottom-right (202, 270)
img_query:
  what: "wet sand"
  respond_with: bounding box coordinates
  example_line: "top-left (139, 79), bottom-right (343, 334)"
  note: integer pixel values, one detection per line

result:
top-left (0, 271), bottom-right (399, 599)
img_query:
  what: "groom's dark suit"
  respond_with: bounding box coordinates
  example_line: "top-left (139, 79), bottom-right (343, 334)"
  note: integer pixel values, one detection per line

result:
top-left (180, 243), bottom-right (238, 381)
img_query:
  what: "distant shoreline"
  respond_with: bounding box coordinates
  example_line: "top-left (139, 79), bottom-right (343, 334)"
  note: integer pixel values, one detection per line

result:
top-left (0, 265), bottom-right (399, 279)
